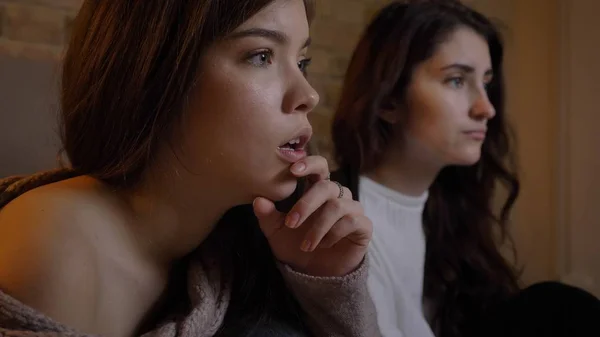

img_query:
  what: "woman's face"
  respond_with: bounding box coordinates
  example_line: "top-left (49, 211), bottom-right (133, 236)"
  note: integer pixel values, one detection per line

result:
top-left (392, 27), bottom-right (496, 168)
top-left (172, 0), bottom-right (318, 203)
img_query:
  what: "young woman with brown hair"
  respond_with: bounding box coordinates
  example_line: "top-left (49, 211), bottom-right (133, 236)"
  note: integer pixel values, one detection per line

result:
top-left (331, 1), bottom-right (600, 336)
top-left (0, 1), bottom-right (380, 336)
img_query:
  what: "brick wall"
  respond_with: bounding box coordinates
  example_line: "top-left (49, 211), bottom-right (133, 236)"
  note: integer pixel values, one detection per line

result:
top-left (0, 0), bottom-right (388, 165)
top-left (0, 0), bottom-right (80, 60)
top-left (309, 0), bottom-right (390, 165)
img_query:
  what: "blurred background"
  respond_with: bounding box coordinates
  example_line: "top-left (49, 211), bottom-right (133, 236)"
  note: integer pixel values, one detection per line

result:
top-left (0, 0), bottom-right (598, 297)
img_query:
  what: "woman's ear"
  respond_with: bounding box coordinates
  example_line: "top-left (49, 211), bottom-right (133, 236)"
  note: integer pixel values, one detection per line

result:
top-left (378, 101), bottom-right (406, 125)
top-left (378, 108), bottom-right (401, 124)
top-left (378, 97), bottom-right (405, 124)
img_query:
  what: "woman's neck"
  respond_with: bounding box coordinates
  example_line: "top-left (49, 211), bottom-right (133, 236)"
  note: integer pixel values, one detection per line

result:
top-left (122, 163), bottom-right (244, 269)
top-left (367, 144), bottom-right (441, 197)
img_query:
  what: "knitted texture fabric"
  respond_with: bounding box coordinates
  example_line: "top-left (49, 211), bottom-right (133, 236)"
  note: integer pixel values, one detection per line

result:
top-left (0, 170), bottom-right (380, 337)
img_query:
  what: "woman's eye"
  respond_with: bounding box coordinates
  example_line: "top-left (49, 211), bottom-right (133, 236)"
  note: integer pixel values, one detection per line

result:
top-left (247, 51), bottom-right (273, 67)
top-left (484, 81), bottom-right (492, 92)
top-left (447, 77), bottom-right (465, 88)
top-left (298, 58), bottom-right (312, 75)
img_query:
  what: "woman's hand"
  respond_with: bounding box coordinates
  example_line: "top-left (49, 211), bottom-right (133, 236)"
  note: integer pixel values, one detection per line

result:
top-left (253, 155), bottom-right (372, 277)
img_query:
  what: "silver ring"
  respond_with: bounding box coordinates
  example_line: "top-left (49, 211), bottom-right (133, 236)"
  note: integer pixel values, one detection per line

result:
top-left (333, 181), bottom-right (344, 199)
top-left (325, 173), bottom-right (331, 181)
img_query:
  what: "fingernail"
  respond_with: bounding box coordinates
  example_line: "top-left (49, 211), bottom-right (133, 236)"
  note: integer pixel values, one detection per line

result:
top-left (291, 162), bottom-right (306, 174)
top-left (301, 239), bottom-right (312, 252)
top-left (285, 212), bottom-right (300, 228)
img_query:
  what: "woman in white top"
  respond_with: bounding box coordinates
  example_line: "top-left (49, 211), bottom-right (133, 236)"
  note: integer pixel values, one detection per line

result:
top-left (329, 1), bottom-right (600, 337)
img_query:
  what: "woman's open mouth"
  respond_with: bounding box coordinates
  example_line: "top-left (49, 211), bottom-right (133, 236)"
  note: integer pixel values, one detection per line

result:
top-left (277, 129), bottom-right (311, 163)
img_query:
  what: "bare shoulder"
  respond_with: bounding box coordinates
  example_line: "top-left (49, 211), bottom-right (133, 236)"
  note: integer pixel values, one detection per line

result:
top-left (0, 176), bottom-right (120, 330)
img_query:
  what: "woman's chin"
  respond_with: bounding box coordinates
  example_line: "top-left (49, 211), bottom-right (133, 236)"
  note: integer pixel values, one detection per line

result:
top-left (268, 178), bottom-right (299, 202)
top-left (452, 147), bottom-right (482, 166)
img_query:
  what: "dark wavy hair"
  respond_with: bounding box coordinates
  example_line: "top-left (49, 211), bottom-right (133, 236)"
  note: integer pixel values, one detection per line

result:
top-left (331, 1), bottom-right (521, 336)
top-left (62, 1), bottom-right (315, 335)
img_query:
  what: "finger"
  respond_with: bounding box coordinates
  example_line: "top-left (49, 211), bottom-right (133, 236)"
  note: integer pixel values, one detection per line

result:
top-left (284, 180), bottom-right (340, 229)
top-left (338, 184), bottom-right (353, 200)
top-left (289, 156), bottom-right (329, 183)
top-left (315, 179), bottom-right (353, 200)
top-left (301, 199), bottom-right (363, 251)
top-left (253, 197), bottom-right (284, 238)
top-left (317, 214), bottom-right (372, 250)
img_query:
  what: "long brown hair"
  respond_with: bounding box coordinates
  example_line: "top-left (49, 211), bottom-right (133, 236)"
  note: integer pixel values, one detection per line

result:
top-left (62, 1), bottom-right (315, 335)
top-left (331, 1), bottom-right (520, 336)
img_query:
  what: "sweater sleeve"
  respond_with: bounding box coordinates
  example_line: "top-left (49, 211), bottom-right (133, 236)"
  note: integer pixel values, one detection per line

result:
top-left (277, 255), bottom-right (382, 337)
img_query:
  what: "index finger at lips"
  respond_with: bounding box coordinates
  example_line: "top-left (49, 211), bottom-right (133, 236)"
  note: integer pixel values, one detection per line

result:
top-left (290, 155), bottom-right (330, 182)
